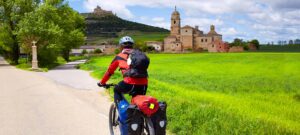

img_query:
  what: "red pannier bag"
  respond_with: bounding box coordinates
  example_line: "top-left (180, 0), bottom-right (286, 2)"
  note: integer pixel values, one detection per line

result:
top-left (131, 95), bottom-right (159, 117)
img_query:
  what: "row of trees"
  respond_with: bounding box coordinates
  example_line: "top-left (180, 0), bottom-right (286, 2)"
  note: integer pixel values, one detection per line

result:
top-left (0, 0), bottom-right (84, 66)
top-left (230, 38), bottom-right (260, 50)
top-left (277, 39), bottom-right (300, 45)
top-left (266, 39), bottom-right (300, 45)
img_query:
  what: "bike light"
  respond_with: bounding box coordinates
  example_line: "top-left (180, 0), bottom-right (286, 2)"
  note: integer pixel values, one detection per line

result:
top-left (131, 123), bottom-right (138, 131)
top-left (159, 121), bottom-right (165, 128)
top-left (149, 103), bottom-right (155, 109)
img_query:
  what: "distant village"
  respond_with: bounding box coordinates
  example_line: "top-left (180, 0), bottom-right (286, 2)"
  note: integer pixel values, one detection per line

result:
top-left (72, 6), bottom-right (259, 55)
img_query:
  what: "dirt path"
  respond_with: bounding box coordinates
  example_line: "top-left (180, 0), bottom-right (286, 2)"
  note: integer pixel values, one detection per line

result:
top-left (0, 57), bottom-right (112, 135)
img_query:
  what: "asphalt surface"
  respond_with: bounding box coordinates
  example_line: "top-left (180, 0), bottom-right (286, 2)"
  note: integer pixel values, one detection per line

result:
top-left (0, 56), bottom-right (112, 135)
top-left (39, 60), bottom-right (100, 90)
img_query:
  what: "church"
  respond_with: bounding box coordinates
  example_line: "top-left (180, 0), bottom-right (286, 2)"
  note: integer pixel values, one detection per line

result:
top-left (164, 7), bottom-right (229, 52)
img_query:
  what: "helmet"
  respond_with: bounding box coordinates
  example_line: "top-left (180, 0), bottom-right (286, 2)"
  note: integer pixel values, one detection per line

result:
top-left (119, 36), bottom-right (134, 47)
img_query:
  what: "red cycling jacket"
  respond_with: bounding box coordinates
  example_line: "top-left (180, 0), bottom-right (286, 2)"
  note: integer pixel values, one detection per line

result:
top-left (100, 50), bottom-right (148, 85)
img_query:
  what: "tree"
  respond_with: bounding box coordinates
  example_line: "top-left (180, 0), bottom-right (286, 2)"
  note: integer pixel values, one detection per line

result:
top-left (230, 38), bottom-right (246, 47)
top-left (16, 4), bottom-right (63, 66)
top-left (57, 5), bottom-right (85, 61)
top-left (289, 40), bottom-right (294, 45)
top-left (16, 0), bottom-right (85, 65)
top-left (295, 39), bottom-right (300, 45)
top-left (0, 0), bottom-right (40, 64)
top-left (250, 39), bottom-right (260, 49)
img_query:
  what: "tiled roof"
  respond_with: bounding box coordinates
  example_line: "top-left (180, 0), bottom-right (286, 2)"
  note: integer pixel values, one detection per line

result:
top-left (181, 25), bottom-right (194, 29)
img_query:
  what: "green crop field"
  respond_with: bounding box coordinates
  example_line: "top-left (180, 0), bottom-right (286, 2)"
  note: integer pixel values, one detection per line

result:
top-left (80, 53), bottom-right (300, 135)
top-left (130, 32), bottom-right (169, 42)
top-left (86, 32), bottom-right (168, 45)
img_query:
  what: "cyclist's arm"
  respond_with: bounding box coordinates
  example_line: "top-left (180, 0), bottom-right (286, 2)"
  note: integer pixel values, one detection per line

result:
top-left (100, 57), bottom-right (119, 84)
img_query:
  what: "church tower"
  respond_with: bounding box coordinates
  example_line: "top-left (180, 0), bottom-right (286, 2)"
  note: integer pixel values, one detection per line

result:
top-left (171, 6), bottom-right (181, 36)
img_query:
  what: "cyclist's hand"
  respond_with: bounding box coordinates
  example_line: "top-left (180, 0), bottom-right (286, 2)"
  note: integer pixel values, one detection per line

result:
top-left (97, 82), bottom-right (106, 87)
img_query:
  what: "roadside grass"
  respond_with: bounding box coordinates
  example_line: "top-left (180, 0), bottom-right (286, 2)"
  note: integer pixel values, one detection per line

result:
top-left (16, 55), bottom-right (87, 71)
top-left (80, 53), bottom-right (300, 135)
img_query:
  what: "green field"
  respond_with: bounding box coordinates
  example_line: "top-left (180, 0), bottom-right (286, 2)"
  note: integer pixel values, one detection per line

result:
top-left (80, 53), bottom-right (300, 135)
top-left (86, 32), bottom-right (168, 45)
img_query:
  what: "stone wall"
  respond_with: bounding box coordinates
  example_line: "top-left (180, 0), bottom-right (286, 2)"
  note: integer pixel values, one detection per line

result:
top-left (248, 43), bottom-right (257, 51)
top-left (164, 37), bottom-right (182, 52)
top-left (229, 46), bottom-right (244, 52)
top-left (181, 36), bottom-right (193, 50)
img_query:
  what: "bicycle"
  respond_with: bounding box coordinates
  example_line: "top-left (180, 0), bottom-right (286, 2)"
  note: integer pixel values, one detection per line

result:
top-left (98, 83), bottom-right (155, 135)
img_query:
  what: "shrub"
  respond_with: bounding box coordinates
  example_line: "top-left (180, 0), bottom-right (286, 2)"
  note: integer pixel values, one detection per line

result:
top-left (114, 48), bottom-right (120, 54)
top-left (187, 48), bottom-right (193, 51)
top-left (250, 39), bottom-right (260, 49)
top-left (82, 49), bottom-right (88, 55)
top-left (94, 48), bottom-right (102, 54)
top-left (37, 46), bottom-right (58, 67)
top-left (243, 45), bottom-right (249, 50)
top-left (147, 46), bottom-right (156, 52)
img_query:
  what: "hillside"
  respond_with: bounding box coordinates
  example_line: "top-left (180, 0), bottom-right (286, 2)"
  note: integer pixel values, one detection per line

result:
top-left (82, 13), bottom-right (169, 37)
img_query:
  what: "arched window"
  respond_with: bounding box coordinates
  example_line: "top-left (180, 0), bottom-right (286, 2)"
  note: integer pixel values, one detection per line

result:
top-left (174, 21), bottom-right (176, 24)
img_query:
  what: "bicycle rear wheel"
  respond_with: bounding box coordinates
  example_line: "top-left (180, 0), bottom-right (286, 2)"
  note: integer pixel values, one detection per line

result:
top-left (109, 103), bottom-right (120, 135)
top-left (143, 117), bottom-right (155, 135)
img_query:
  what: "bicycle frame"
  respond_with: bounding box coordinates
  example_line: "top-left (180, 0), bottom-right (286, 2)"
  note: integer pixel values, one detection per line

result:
top-left (99, 84), bottom-right (155, 135)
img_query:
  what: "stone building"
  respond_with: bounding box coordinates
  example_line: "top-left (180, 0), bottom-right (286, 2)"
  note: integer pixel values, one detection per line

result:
top-left (146, 41), bottom-right (163, 51)
top-left (71, 45), bottom-right (118, 55)
top-left (93, 6), bottom-right (113, 16)
top-left (208, 40), bottom-right (230, 52)
top-left (164, 7), bottom-right (226, 52)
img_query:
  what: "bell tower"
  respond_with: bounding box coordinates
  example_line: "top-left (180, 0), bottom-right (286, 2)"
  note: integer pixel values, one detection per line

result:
top-left (171, 6), bottom-right (180, 36)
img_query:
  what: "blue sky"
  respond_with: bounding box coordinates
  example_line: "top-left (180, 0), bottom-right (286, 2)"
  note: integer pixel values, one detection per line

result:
top-left (68, 0), bottom-right (300, 44)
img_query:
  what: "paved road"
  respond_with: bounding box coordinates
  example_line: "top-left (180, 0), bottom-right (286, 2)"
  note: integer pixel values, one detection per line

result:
top-left (0, 56), bottom-right (112, 135)
top-left (40, 60), bottom-right (99, 90)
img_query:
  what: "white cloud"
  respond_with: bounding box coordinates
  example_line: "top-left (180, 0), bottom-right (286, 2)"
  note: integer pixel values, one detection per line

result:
top-left (152, 17), bottom-right (165, 22)
top-left (182, 18), bottom-right (224, 31)
top-left (82, 0), bottom-right (300, 43)
top-left (221, 28), bottom-right (238, 36)
top-left (136, 16), bottom-right (169, 29)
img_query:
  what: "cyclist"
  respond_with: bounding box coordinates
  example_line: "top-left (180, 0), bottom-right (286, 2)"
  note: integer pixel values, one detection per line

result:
top-left (98, 36), bottom-right (148, 105)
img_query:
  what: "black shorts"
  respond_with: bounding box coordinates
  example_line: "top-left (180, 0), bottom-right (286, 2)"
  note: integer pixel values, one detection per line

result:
top-left (114, 81), bottom-right (147, 97)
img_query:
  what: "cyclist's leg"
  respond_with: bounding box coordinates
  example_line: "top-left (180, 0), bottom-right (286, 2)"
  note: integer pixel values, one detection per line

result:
top-left (114, 81), bottom-right (134, 104)
top-left (129, 85), bottom-right (148, 97)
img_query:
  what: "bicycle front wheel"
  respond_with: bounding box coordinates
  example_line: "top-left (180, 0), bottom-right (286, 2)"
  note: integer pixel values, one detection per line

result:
top-left (109, 103), bottom-right (120, 135)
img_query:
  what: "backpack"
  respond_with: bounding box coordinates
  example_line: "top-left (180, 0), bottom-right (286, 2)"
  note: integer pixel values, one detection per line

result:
top-left (131, 95), bottom-right (159, 117)
top-left (124, 49), bottom-right (150, 78)
top-left (151, 102), bottom-right (167, 135)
